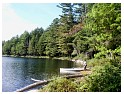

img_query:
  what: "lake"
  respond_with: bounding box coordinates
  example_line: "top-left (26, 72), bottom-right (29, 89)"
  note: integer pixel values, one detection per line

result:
top-left (2, 56), bottom-right (75, 92)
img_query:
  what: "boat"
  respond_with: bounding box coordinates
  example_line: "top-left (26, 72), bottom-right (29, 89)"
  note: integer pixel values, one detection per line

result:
top-left (60, 68), bottom-right (84, 74)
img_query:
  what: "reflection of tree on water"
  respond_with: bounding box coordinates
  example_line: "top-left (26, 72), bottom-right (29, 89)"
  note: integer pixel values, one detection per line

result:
top-left (2, 57), bottom-right (74, 92)
top-left (44, 58), bottom-right (74, 79)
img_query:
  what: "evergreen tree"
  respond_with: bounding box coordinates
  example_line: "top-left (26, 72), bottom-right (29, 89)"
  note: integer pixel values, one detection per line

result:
top-left (57, 3), bottom-right (74, 32)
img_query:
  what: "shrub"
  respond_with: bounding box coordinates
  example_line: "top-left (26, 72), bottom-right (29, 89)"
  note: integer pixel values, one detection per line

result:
top-left (79, 62), bottom-right (121, 92)
top-left (87, 58), bottom-right (109, 67)
top-left (39, 77), bottom-right (78, 92)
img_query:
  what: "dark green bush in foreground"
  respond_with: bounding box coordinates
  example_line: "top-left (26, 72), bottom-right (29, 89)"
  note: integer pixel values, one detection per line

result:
top-left (79, 63), bottom-right (121, 92)
top-left (39, 77), bottom-right (77, 92)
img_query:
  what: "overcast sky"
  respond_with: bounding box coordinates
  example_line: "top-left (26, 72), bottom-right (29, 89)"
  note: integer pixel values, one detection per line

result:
top-left (2, 3), bottom-right (62, 41)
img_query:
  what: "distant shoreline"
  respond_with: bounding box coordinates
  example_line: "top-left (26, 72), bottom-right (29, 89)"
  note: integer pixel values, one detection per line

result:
top-left (2, 55), bottom-right (86, 66)
top-left (2, 55), bottom-right (72, 61)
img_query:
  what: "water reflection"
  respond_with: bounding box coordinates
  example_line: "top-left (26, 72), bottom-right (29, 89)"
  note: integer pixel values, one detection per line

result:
top-left (2, 57), bottom-right (74, 92)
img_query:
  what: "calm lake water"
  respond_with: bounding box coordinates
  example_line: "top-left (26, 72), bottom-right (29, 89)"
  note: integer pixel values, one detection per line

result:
top-left (2, 56), bottom-right (74, 92)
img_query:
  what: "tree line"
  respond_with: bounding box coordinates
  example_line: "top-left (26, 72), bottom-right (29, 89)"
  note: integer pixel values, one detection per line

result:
top-left (2, 3), bottom-right (121, 60)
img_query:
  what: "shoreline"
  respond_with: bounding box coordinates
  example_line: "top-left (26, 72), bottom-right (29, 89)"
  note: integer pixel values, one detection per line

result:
top-left (2, 55), bottom-right (86, 64)
top-left (2, 55), bottom-right (72, 61)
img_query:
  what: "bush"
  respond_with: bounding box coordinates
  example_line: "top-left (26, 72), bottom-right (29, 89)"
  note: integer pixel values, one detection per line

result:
top-left (109, 56), bottom-right (121, 67)
top-left (39, 77), bottom-right (78, 92)
top-left (87, 58), bottom-right (109, 67)
top-left (79, 62), bottom-right (121, 92)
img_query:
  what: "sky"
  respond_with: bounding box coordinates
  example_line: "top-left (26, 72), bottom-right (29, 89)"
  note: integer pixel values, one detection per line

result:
top-left (2, 3), bottom-right (62, 41)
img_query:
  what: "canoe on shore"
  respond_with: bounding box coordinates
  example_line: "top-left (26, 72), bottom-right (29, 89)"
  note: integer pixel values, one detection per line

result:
top-left (60, 68), bottom-right (84, 71)
top-left (60, 68), bottom-right (84, 74)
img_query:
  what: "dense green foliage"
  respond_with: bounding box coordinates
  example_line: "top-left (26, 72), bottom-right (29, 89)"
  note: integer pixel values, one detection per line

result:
top-left (78, 61), bottom-right (121, 92)
top-left (40, 77), bottom-right (77, 92)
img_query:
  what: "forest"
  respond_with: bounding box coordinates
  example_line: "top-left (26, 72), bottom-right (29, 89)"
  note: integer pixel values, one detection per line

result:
top-left (2, 3), bottom-right (121, 59)
top-left (2, 3), bottom-right (121, 92)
